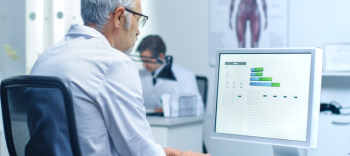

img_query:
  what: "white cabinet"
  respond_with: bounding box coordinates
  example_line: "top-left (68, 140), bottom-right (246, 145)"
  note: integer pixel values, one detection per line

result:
top-left (308, 114), bottom-right (350, 156)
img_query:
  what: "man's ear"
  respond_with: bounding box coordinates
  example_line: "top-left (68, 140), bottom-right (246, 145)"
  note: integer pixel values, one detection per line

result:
top-left (113, 7), bottom-right (126, 28)
top-left (159, 53), bottom-right (165, 59)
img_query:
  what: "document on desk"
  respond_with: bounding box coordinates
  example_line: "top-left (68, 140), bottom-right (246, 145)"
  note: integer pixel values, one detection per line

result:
top-left (161, 94), bottom-right (197, 117)
top-left (215, 54), bottom-right (311, 142)
top-left (324, 43), bottom-right (350, 71)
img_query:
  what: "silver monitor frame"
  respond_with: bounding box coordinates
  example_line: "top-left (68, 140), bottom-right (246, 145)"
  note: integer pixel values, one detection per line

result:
top-left (210, 48), bottom-right (323, 149)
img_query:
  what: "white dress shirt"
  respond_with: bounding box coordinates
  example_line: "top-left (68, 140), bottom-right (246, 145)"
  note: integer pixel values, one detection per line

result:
top-left (139, 64), bottom-right (204, 115)
top-left (30, 24), bottom-right (165, 156)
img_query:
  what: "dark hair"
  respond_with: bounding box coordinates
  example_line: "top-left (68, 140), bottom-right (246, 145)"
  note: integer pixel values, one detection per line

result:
top-left (137, 35), bottom-right (166, 57)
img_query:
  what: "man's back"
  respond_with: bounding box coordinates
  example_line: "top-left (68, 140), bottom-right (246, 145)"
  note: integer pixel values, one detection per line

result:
top-left (31, 24), bottom-right (163, 156)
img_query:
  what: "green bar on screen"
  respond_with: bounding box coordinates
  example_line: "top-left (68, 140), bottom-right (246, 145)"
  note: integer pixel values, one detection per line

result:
top-left (254, 67), bottom-right (263, 71)
top-left (255, 73), bottom-right (263, 76)
top-left (271, 83), bottom-right (280, 87)
top-left (259, 77), bottom-right (272, 81)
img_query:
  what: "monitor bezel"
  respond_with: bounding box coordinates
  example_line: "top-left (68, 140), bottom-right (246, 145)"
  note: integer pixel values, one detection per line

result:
top-left (210, 48), bottom-right (322, 149)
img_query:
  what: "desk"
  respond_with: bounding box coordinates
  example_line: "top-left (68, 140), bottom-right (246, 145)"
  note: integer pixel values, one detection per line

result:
top-left (308, 114), bottom-right (350, 156)
top-left (204, 114), bottom-right (350, 156)
top-left (147, 116), bottom-right (205, 153)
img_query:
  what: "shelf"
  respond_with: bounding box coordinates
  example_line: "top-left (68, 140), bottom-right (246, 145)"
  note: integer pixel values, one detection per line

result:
top-left (322, 72), bottom-right (350, 77)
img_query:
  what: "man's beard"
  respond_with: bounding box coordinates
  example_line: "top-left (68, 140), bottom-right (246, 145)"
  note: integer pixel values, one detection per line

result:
top-left (124, 37), bottom-right (138, 55)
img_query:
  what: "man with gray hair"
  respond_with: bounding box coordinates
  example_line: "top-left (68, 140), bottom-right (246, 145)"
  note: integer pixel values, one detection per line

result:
top-left (30, 0), bottom-right (210, 155)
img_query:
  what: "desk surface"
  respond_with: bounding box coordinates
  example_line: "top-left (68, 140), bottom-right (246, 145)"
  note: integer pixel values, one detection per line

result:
top-left (147, 116), bottom-right (206, 126)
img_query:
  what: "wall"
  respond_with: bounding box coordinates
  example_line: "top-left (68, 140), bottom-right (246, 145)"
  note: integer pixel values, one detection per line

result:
top-left (0, 0), bottom-right (26, 80)
top-left (139, 0), bottom-right (350, 155)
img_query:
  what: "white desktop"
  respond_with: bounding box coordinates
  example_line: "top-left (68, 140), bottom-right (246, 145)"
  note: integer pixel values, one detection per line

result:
top-left (210, 48), bottom-right (323, 156)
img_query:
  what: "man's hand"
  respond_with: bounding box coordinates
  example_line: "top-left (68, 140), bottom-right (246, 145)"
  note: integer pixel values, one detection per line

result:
top-left (163, 147), bottom-right (183, 156)
top-left (155, 107), bottom-right (163, 113)
top-left (183, 150), bottom-right (211, 156)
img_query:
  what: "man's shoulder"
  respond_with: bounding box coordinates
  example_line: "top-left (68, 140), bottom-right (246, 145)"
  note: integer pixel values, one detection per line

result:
top-left (33, 37), bottom-right (135, 74)
top-left (79, 39), bottom-right (134, 66)
top-left (93, 43), bottom-right (132, 62)
top-left (172, 64), bottom-right (195, 76)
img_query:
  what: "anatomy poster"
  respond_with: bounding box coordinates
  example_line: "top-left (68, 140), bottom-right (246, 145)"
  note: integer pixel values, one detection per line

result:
top-left (210, 0), bottom-right (288, 65)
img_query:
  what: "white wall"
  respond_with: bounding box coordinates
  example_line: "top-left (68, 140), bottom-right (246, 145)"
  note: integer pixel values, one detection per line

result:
top-left (289, 0), bottom-right (350, 47)
top-left (0, 0), bottom-right (26, 80)
top-left (139, 0), bottom-right (350, 155)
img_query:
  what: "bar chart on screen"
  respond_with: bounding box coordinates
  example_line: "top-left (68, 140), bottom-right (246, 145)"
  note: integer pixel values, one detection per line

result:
top-left (249, 67), bottom-right (281, 87)
top-left (216, 54), bottom-right (312, 140)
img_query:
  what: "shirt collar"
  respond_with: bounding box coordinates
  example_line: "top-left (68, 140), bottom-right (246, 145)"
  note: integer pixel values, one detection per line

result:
top-left (66, 24), bottom-right (111, 47)
top-left (152, 64), bottom-right (165, 78)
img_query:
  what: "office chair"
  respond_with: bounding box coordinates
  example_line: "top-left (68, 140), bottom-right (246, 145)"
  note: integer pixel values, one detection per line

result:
top-left (1, 75), bottom-right (82, 156)
top-left (195, 76), bottom-right (208, 110)
top-left (195, 75), bottom-right (209, 154)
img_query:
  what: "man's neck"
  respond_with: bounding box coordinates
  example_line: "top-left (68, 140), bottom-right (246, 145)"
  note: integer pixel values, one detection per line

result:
top-left (88, 24), bottom-right (116, 48)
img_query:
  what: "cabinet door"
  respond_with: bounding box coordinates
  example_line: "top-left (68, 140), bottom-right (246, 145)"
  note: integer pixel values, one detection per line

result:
top-left (308, 114), bottom-right (350, 156)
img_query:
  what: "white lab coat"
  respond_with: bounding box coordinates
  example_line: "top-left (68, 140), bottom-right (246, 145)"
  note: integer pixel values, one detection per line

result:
top-left (139, 64), bottom-right (204, 115)
top-left (30, 24), bottom-right (165, 156)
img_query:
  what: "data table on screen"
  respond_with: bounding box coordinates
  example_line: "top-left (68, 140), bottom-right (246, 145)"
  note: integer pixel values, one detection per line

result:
top-left (215, 54), bottom-right (312, 142)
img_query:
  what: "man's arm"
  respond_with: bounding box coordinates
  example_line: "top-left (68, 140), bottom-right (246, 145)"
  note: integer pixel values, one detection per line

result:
top-left (95, 58), bottom-right (165, 156)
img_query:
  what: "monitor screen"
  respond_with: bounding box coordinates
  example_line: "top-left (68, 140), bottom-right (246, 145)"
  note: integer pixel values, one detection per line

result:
top-left (215, 53), bottom-right (312, 142)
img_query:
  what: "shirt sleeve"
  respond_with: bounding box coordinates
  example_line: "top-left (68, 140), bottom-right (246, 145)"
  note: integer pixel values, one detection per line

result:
top-left (95, 58), bottom-right (165, 156)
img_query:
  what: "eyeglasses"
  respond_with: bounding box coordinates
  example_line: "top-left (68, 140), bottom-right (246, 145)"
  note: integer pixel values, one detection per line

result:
top-left (113, 8), bottom-right (148, 28)
top-left (125, 8), bottom-right (148, 28)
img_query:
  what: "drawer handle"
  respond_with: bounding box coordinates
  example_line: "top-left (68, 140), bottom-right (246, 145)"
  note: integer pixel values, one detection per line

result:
top-left (332, 121), bottom-right (350, 125)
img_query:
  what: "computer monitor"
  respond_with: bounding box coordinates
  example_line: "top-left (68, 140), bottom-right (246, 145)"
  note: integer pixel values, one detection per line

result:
top-left (211, 48), bottom-right (323, 155)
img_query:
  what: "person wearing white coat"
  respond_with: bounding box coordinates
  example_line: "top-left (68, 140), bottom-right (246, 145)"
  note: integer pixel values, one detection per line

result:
top-left (137, 35), bottom-right (204, 115)
top-left (30, 0), bottom-right (210, 156)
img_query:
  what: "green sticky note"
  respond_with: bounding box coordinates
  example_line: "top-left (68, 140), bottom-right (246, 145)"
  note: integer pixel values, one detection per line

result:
top-left (3, 44), bottom-right (19, 60)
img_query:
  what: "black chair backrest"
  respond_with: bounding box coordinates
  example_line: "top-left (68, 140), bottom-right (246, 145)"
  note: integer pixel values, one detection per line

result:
top-left (1, 75), bottom-right (82, 156)
top-left (195, 76), bottom-right (208, 111)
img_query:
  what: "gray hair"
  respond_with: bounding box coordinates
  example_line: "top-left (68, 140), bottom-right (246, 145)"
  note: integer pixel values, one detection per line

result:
top-left (81, 0), bottom-right (135, 32)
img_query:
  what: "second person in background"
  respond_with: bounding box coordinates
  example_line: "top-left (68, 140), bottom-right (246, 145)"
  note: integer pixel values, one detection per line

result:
top-left (137, 35), bottom-right (205, 115)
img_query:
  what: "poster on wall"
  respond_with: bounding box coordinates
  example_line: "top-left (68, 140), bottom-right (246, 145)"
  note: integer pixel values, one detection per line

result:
top-left (210, 0), bottom-right (288, 66)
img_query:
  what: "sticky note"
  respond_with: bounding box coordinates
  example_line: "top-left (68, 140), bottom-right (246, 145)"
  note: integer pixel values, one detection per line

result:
top-left (3, 44), bottom-right (19, 60)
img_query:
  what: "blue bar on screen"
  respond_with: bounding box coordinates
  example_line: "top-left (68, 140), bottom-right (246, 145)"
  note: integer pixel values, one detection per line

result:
top-left (250, 82), bottom-right (271, 86)
top-left (250, 77), bottom-right (259, 81)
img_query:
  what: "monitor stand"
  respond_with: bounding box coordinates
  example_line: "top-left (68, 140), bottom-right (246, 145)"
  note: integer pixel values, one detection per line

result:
top-left (272, 146), bottom-right (300, 156)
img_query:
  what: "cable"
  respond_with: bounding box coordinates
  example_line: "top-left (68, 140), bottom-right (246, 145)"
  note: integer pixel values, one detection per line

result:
top-left (341, 106), bottom-right (350, 110)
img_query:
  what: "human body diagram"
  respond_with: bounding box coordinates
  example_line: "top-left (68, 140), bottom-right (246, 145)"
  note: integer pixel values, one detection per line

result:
top-left (229, 0), bottom-right (267, 48)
